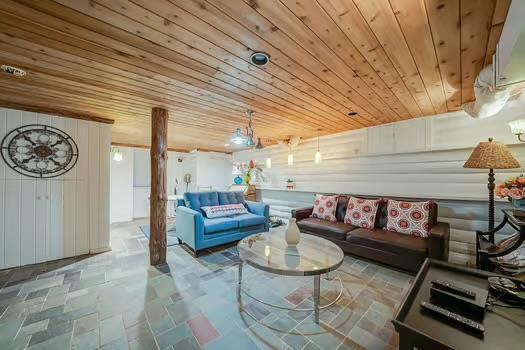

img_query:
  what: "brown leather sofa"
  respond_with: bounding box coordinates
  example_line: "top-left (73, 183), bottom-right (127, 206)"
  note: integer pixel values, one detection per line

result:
top-left (292, 196), bottom-right (449, 273)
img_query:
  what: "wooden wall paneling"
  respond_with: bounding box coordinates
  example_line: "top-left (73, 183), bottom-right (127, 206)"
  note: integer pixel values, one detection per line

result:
top-left (62, 179), bottom-right (76, 258)
top-left (88, 122), bottom-right (100, 252)
top-left (280, 0), bottom-right (407, 121)
top-left (460, 0), bottom-right (496, 104)
top-left (318, 0), bottom-right (423, 118)
top-left (425, 0), bottom-right (462, 110)
top-left (351, 0), bottom-right (436, 116)
top-left (390, 0), bottom-right (448, 114)
top-left (484, 0), bottom-right (512, 66)
top-left (98, 123), bottom-right (111, 252)
top-left (44, 0), bottom-right (354, 132)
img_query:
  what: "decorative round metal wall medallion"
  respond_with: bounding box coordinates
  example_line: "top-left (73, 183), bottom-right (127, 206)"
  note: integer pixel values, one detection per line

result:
top-left (1, 124), bottom-right (79, 178)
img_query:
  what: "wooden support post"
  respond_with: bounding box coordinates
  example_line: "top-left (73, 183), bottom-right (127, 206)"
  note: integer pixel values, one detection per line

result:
top-left (149, 107), bottom-right (168, 266)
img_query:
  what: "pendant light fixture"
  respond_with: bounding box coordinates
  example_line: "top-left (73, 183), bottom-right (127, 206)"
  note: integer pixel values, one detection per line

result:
top-left (230, 128), bottom-right (246, 145)
top-left (288, 152), bottom-right (294, 166)
top-left (314, 129), bottom-right (322, 164)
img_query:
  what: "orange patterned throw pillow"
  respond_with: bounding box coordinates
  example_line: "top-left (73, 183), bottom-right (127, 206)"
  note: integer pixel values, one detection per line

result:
top-left (344, 197), bottom-right (380, 229)
top-left (310, 194), bottom-right (338, 222)
top-left (385, 199), bottom-right (431, 237)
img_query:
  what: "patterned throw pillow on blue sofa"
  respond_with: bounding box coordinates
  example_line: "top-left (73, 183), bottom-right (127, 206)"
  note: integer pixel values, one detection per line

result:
top-left (201, 204), bottom-right (248, 218)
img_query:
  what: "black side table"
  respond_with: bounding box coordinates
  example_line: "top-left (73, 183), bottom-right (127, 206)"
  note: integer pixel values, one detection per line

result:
top-left (393, 259), bottom-right (525, 350)
top-left (476, 209), bottom-right (525, 273)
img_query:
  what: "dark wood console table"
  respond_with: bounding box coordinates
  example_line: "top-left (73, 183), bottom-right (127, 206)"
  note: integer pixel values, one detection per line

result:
top-left (393, 259), bottom-right (525, 350)
top-left (476, 209), bottom-right (525, 273)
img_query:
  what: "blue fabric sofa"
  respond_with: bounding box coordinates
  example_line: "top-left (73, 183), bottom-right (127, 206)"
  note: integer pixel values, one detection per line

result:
top-left (175, 191), bottom-right (270, 256)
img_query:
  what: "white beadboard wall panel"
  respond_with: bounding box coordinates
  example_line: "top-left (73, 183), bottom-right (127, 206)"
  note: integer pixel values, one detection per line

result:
top-left (20, 180), bottom-right (36, 266)
top-left (88, 121), bottom-right (100, 254)
top-left (235, 104), bottom-right (525, 267)
top-left (0, 107), bottom-right (111, 269)
top-left (97, 125), bottom-right (111, 252)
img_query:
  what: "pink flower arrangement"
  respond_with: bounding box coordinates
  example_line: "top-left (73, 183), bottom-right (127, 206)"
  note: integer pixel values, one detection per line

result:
top-left (496, 175), bottom-right (525, 200)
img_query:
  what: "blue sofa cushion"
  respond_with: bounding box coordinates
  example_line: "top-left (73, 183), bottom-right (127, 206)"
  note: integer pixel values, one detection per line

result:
top-left (218, 191), bottom-right (246, 205)
top-left (203, 217), bottom-right (238, 234)
top-left (184, 191), bottom-right (219, 212)
top-left (234, 213), bottom-right (267, 228)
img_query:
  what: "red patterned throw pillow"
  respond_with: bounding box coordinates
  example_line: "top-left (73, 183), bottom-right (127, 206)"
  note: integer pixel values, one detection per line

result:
top-left (343, 197), bottom-right (380, 229)
top-left (310, 194), bottom-right (338, 222)
top-left (385, 199), bottom-right (432, 237)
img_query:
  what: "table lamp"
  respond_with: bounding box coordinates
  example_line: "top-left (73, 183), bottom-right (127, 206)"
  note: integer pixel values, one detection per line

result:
top-left (463, 138), bottom-right (520, 239)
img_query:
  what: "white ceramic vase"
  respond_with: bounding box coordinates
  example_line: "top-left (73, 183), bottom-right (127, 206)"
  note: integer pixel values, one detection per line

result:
top-left (285, 218), bottom-right (301, 245)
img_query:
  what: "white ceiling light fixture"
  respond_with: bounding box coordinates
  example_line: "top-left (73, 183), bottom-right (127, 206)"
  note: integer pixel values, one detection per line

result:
top-left (314, 129), bottom-right (322, 165)
top-left (230, 128), bottom-right (246, 145)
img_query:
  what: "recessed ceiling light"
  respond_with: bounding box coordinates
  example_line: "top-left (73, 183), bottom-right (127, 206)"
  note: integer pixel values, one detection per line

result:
top-left (348, 112), bottom-right (358, 116)
top-left (250, 52), bottom-right (270, 66)
top-left (1, 65), bottom-right (26, 77)
top-left (224, 143), bottom-right (230, 147)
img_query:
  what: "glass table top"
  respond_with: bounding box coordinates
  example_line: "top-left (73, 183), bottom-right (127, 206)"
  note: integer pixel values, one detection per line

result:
top-left (237, 229), bottom-right (344, 276)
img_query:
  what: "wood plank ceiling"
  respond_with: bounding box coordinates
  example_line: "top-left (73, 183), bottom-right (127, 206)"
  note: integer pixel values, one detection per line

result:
top-left (0, 0), bottom-right (511, 152)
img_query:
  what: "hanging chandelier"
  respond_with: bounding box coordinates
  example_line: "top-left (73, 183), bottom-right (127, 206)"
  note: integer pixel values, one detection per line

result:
top-left (229, 110), bottom-right (263, 148)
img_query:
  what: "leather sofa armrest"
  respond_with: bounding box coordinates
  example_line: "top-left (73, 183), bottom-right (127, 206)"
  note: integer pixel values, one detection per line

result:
top-left (292, 207), bottom-right (313, 221)
top-left (428, 222), bottom-right (450, 261)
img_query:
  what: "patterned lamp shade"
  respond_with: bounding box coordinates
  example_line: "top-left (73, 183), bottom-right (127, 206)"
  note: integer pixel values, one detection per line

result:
top-left (463, 138), bottom-right (520, 169)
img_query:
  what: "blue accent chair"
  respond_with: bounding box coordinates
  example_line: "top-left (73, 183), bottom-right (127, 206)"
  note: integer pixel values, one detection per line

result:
top-left (175, 191), bottom-right (270, 256)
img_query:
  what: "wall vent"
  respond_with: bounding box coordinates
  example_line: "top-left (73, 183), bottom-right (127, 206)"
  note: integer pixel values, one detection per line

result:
top-left (1, 65), bottom-right (26, 77)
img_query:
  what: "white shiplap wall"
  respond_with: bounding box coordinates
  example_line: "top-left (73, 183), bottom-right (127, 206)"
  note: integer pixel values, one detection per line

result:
top-left (234, 104), bottom-right (525, 266)
top-left (0, 107), bottom-right (111, 269)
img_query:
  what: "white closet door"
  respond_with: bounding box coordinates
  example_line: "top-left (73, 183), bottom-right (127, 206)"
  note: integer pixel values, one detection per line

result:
top-left (4, 179), bottom-right (21, 268)
top-left (20, 179), bottom-right (36, 266)
top-left (49, 180), bottom-right (63, 260)
top-left (35, 180), bottom-right (49, 263)
top-left (63, 180), bottom-right (76, 258)
top-left (76, 180), bottom-right (89, 255)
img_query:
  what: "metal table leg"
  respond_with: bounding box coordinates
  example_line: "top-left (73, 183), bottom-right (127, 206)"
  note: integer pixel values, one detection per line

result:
top-left (314, 275), bottom-right (320, 324)
top-left (237, 262), bottom-right (243, 301)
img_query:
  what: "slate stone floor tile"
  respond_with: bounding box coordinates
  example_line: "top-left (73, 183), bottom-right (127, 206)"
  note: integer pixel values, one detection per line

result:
top-left (187, 313), bottom-right (220, 347)
top-left (155, 323), bottom-right (192, 349)
top-left (0, 220), bottom-right (412, 349)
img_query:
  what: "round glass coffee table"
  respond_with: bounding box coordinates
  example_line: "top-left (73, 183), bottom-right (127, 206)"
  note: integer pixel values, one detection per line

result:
top-left (237, 230), bottom-right (345, 324)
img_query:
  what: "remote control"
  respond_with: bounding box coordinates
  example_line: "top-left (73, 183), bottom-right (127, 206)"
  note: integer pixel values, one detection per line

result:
top-left (420, 301), bottom-right (485, 333)
top-left (431, 280), bottom-right (476, 299)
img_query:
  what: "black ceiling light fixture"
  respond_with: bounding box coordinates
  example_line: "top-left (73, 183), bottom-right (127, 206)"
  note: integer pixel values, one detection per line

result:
top-left (250, 52), bottom-right (270, 66)
top-left (348, 112), bottom-right (358, 117)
